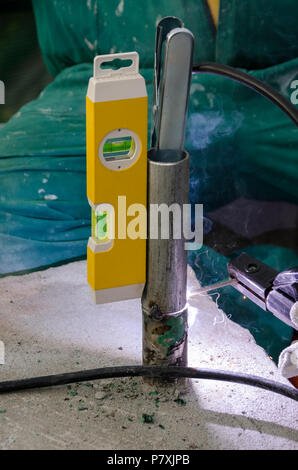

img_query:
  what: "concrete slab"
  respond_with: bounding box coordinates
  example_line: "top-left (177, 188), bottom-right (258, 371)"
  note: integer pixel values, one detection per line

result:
top-left (0, 261), bottom-right (297, 450)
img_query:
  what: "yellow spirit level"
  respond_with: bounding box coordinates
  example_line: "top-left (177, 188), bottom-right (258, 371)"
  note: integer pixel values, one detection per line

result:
top-left (86, 52), bottom-right (148, 304)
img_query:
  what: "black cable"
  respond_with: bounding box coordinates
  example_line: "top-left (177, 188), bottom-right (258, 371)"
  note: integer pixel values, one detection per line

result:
top-left (0, 365), bottom-right (297, 401)
top-left (192, 62), bottom-right (298, 128)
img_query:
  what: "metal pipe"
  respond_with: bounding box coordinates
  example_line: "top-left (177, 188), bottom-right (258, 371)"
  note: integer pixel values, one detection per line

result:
top-left (142, 149), bottom-right (189, 381)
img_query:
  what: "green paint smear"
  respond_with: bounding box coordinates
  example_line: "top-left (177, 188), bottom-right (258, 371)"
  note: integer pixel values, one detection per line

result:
top-left (142, 413), bottom-right (155, 424)
top-left (174, 398), bottom-right (187, 406)
top-left (157, 315), bottom-right (186, 349)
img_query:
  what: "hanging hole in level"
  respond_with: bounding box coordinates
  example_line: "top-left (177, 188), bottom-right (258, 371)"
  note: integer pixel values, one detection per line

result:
top-left (100, 58), bottom-right (133, 71)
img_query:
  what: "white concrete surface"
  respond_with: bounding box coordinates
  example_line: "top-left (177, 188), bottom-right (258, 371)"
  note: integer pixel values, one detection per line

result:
top-left (0, 261), bottom-right (297, 450)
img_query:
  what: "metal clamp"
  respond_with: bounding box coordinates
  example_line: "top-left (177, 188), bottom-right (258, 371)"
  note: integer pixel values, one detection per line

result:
top-left (228, 253), bottom-right (298, 330)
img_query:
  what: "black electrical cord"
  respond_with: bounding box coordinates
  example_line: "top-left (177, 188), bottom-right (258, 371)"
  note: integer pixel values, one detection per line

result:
top-left (0, 365), bottom-right (297, 401)
top-left (192, 62), bottom-right (298, 128)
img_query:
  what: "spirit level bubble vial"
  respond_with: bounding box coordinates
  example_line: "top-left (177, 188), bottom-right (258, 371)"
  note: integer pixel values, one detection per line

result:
top-left (86, 52), bottom-right (148, 304)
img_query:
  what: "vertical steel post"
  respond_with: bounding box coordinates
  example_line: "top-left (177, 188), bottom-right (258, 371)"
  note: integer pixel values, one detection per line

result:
top-left (142, 149), bottom-right (189, 379)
